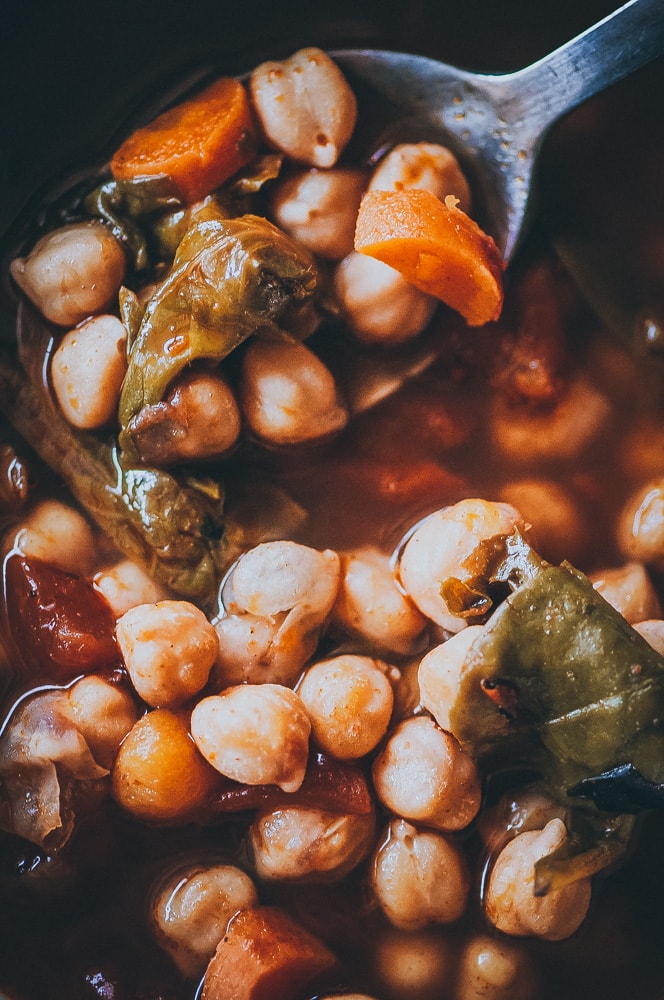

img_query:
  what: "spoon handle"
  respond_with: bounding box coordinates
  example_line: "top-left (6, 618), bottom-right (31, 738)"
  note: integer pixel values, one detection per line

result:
top-left (506, 0), bottom-right (664, 134)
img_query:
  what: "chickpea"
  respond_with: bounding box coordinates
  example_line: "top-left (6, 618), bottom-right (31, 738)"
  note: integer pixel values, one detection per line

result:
top-left (128, 370), bottom-right (242, 466)
top-left (418, 626), bottom-right (484, 734)
top-left (590, 561), bottom-right (661, 623)
top-left (11, 498), bottom-right (96, 576)
top-left (633, 618), bottom-right (664, 654)
top-left (116, 600), bottom-right (218, 708)
top-left (490, 376), bottom-right (611, 464)
top-left (332, 546), bottom-right (427, 656)
top-left (397, 499), bottom-right (526, 632)
top-left (617, 477), bottom-right (664, 568)
top-left (249, 805), bottom-right (376, 882)
top-left (485, 818), bottom-right (592, 940)
top-left (225, 540), bottom-right (339, 620)
top-left (51, 314), bottom-right (127, 429)
top-left (372, 927), bottom-right (454, 1000)
top-left (298, 654), bottom-right (393, 759)
top-left (371, 818), bottom-right (470, 930)
top-left (250, 47), bottom-right (357, 168)
top-left (67, 676), bottom-right (139, 769)
top-left (334, 252), bottom-right (437, 345)
top-left (456, 934), bottom-right (536, 1000)
top-left (152, 863), bottom-right (258, 978)
top-left (11, 222), bottom-right (126, 327)
top-left (215, 541), bottom-right (340, 686)
top-left (369, 141), bottom-right (471, 213)
top-left (240, 338), bottom-right (347, 446)
top-left (499, 478), bottom-right (588, 566)
top-left (94, 558), bottom-right (169, 618)
top-left (111, 708), bottom-right (218, 822)
top-left (372, 716), bottom-right (480, 832)
top-left (270, 167), bottom-right (367, 260)
top-left (214, 612), bottom-right (289, 685)
top-left (190, 684), bottom-right (311, 792)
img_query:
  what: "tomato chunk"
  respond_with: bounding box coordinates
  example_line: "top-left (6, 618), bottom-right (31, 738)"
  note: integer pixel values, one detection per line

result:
top-left (209, 751), bottom-right (373, 815)
top-left (4, 555), bottom-right (121, 681)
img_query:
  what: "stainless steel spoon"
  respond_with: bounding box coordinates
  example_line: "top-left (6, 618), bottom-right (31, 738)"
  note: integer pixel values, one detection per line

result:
top-left (333, 0), bottom-right (664, 263)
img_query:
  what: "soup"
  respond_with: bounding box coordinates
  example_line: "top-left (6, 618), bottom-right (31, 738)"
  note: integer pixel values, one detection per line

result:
top-left (1, 43), bottom-right (664, 1000)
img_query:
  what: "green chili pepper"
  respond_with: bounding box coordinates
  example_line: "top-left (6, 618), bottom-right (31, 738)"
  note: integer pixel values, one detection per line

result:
top-left (118, 213), bottom-right (319, 458)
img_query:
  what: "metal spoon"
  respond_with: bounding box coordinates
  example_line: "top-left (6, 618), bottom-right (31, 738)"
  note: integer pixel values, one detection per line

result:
top-left (333, 0), bottom-right (664, 263)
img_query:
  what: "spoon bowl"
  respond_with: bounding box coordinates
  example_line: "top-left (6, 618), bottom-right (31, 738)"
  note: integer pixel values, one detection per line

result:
top-left (334, 0), bottom-right (664, 261)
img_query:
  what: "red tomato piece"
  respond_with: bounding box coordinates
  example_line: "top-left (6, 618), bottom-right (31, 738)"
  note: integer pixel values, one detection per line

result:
top-left (4, 554), bottom-right (121, 682)
top-left (209, 751), bottom-right (373, 815)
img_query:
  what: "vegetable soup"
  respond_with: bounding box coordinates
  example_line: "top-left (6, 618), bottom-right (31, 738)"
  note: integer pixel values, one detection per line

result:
top-left (1, 44), bottom-right (664, 1000)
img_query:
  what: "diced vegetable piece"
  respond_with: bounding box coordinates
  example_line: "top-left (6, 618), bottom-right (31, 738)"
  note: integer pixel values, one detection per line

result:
top-left (449, 552), bottom-right (664, 789)
top-left (354, 188), bottom-right (503, 326)
top-left (4, 554), bottom-right (121, 681)
top-left (110, 77), bottom-right (257, 204)
top-left (118, 213), bottom-right (319, 455)
top-left (209, 751), bottom-right (373, 815)
top-left (201, 905), bottom-right (337, 1000)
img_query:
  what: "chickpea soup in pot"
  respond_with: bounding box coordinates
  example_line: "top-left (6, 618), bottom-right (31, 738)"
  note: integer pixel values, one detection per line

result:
top-left (1, 2), bottom-right (664, 999)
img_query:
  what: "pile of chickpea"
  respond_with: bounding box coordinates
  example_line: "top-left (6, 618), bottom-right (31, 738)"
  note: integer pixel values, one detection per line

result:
top-left (5, 484), bottom-right (664, 997)
top-left (5, 44), bottom-right (664, 1000)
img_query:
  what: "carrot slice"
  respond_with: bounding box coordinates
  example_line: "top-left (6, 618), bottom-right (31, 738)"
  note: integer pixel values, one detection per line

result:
top-left (110, 77), bottom-right (257, 204)
top-left (354, 188), bottom-right (504, 326)
top-left (201, 905), bottom-right (338, 1000)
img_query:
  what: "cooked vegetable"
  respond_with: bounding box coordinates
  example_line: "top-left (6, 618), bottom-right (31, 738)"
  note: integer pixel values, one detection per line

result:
top-left (0, 689), bottom-right (108, 849)
top-left (118, 213), bottom-right (319, 457)
top-left (354, 189), bottom-right (503, 326)
top-left (110, 76), bottom-right (257, 204)
top-left (4, 555), bottom-right (120, 682)
top-left (0, 303), bottom-right (229, 602)
top-left (442, 530), bottom-right (664, 890)
top-left (446, 533), bottom-right (664, 787)
top-left (201, 904), bottom-right (337, 1000)
top-left (84, 174), bottom-right (183, 271)
top-left (209, 751), bottom-right (374, 816)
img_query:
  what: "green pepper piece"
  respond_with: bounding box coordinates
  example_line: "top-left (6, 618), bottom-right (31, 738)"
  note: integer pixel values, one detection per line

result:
top-left (0, 303), bottom-right (231, 605)
top-left (117, 214), bottom-right (318, 457)
top-left (452, 557), bottom-right (664, 789)
top-left (84, 175), bottom-right (183, 271)
top-left (448, 540), bottom-right (664, 890)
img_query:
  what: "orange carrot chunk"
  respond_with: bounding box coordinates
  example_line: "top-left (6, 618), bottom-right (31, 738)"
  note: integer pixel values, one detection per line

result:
top-left (354, 188), bottom-right (504, 326)
top-left (201, 905), bottom-right (338, 1000)
top-left (110, 77), bottom-right (257, 204)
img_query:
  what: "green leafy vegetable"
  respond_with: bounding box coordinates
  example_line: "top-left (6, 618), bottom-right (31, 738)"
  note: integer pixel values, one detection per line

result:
top-left (451, 552), bottom-right (664, 786)
top-left (444, 531), bottom-right (664, 890)
top-left (118, 213), bottom-right (319, 458)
